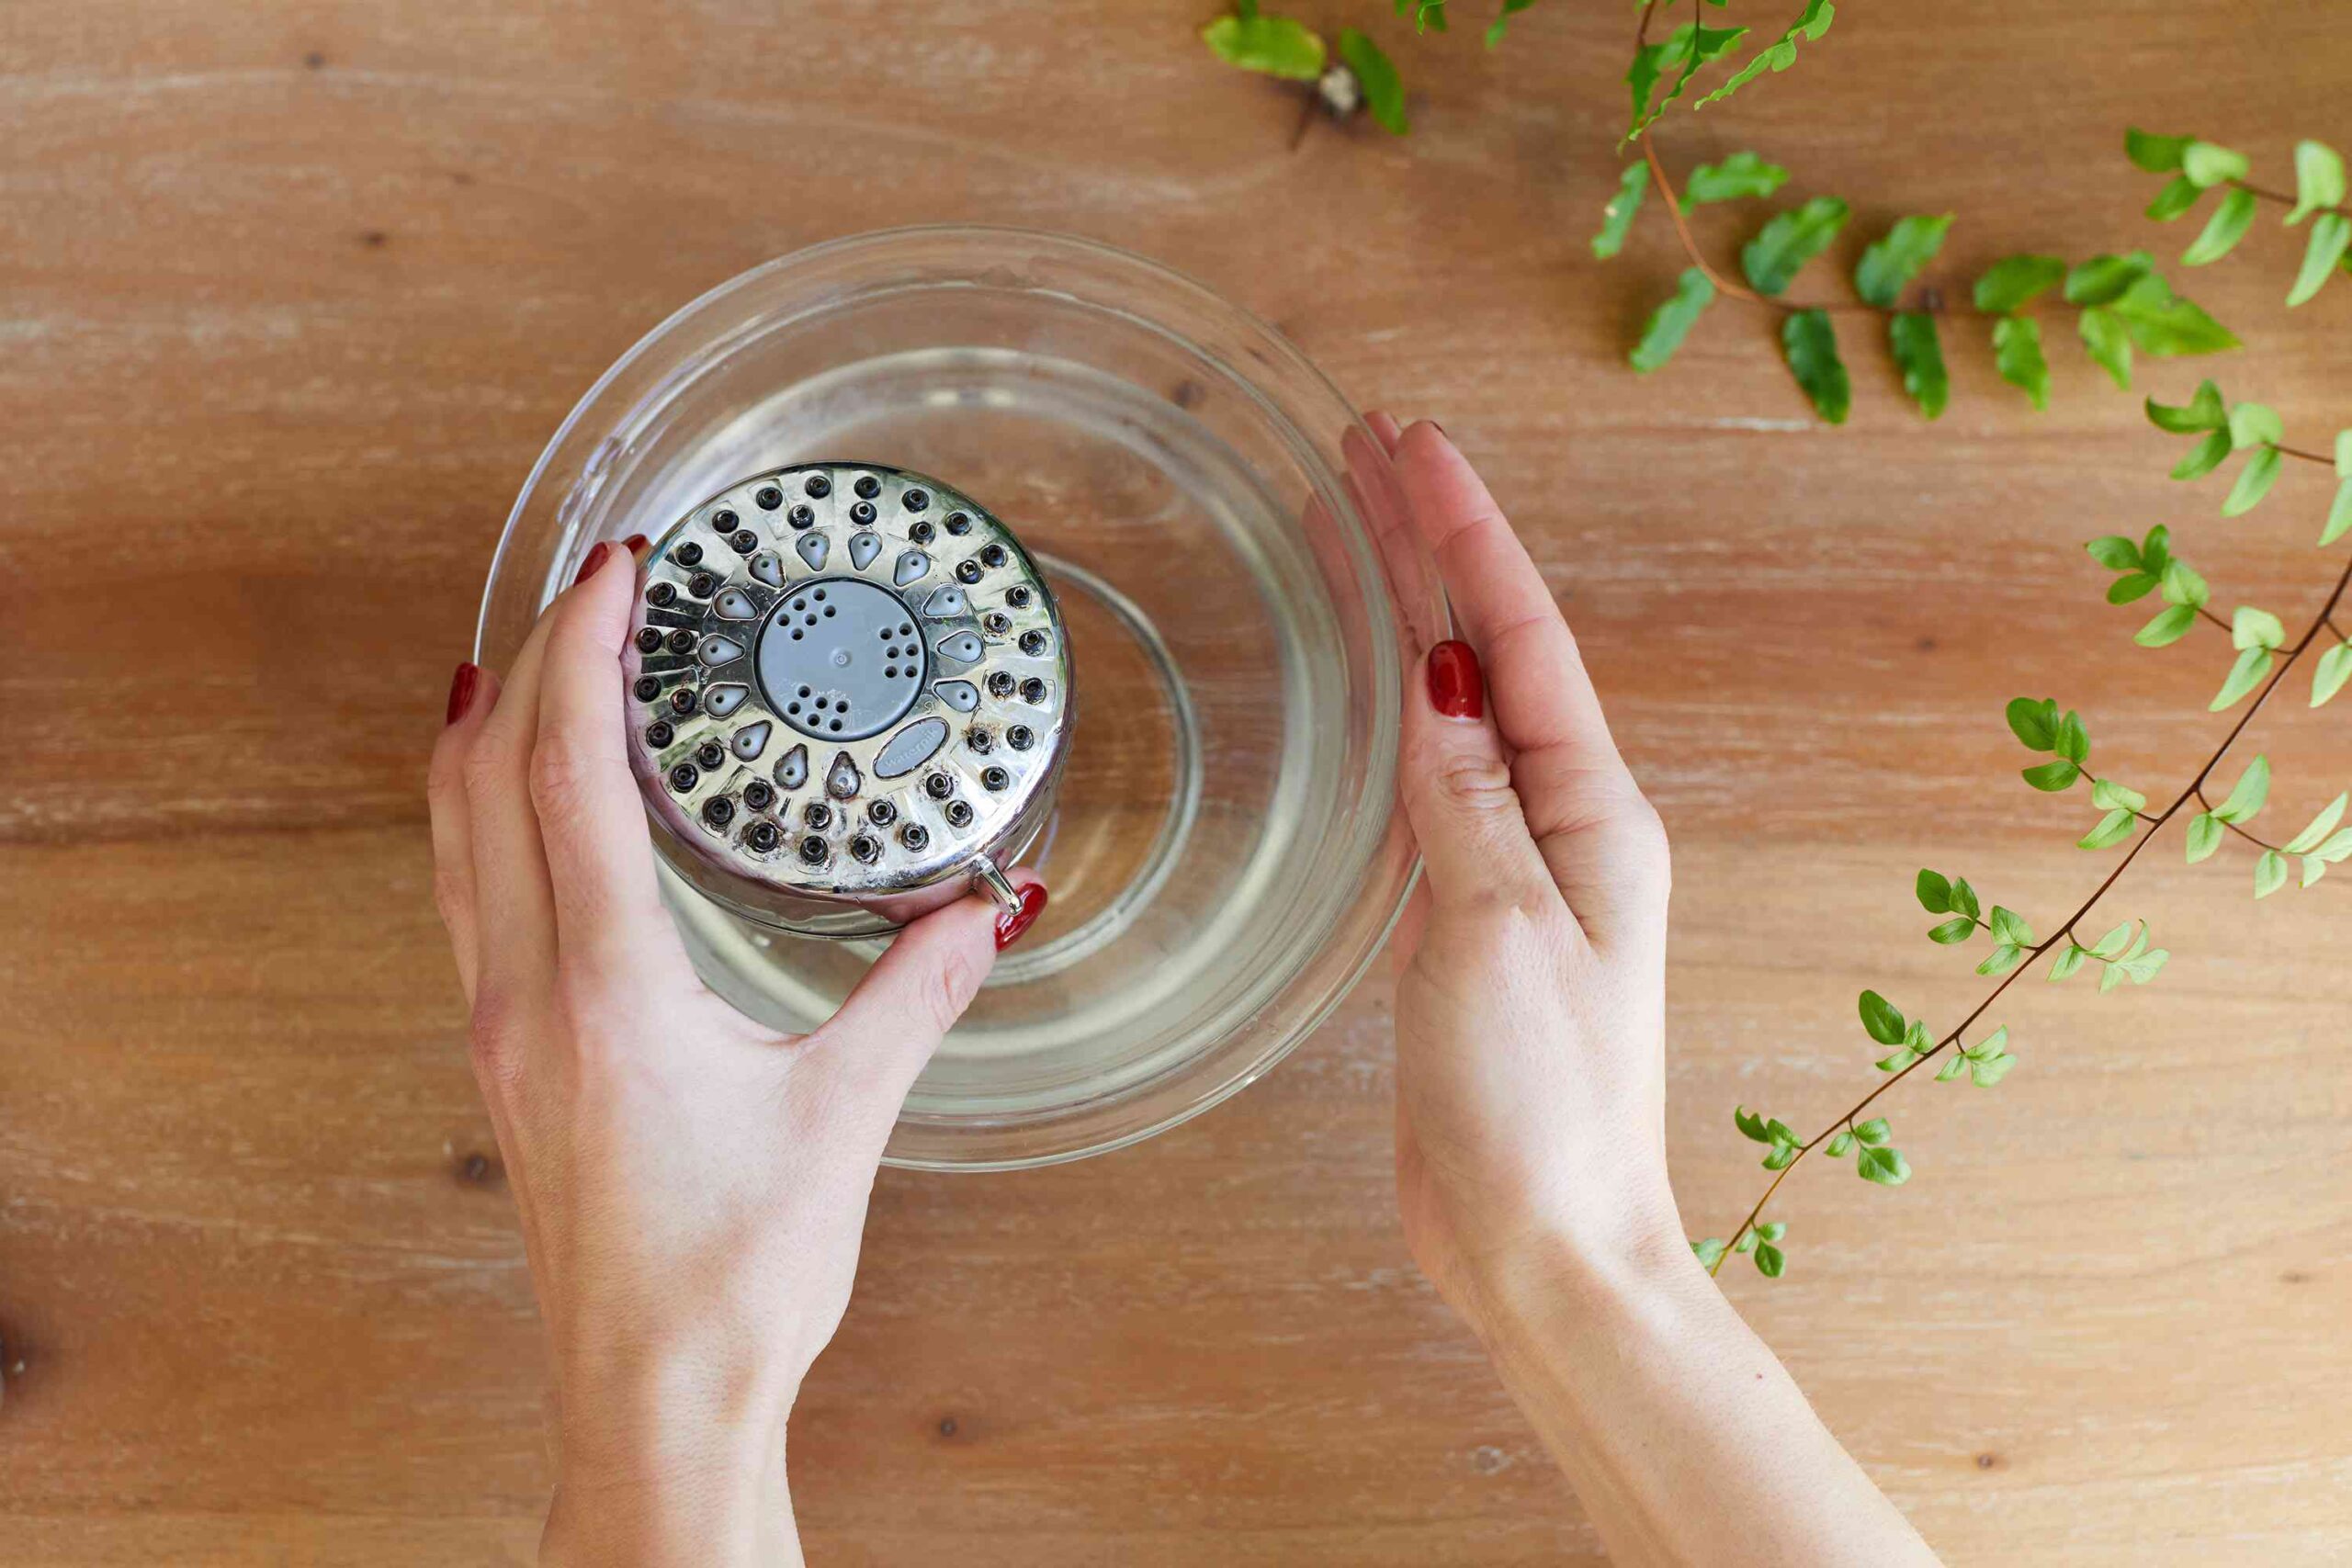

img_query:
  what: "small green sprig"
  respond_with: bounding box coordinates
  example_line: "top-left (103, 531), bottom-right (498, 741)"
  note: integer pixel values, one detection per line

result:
top-left (2145, 379), bottom-right (2352, 542)
top-left (2131, 132), bottom-right (2349, 308)
top-left (1201, 3), bottom-right (1409, 135)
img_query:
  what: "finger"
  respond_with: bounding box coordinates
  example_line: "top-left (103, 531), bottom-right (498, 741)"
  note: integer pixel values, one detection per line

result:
top-left (464, 579), bottom-right (566, 1015)
top-left (1363, 409), bottom-right (1405, 455)
top-left (530, 538), bottom-right (684, 976)
top-left (428, 662), bottom-right (503, 1005)
top-left (1351, 410), bottom-right (1447, 656)
top-left (818, 870), bottom-right (1046, 1101)
top-left (1391, 422), bottom-right (1668, 948)
top-left (1397, 640), bottom-right (1557, 919)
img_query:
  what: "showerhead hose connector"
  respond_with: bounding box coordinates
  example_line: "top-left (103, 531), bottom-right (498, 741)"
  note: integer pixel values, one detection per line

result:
top-left (623, 462), bottom-right (1073, 938)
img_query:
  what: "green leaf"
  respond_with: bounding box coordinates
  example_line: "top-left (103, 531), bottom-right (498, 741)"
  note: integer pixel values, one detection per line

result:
top-left (2232, 605), bottom-right (2286, 651)
top-left (2312, 642), bottom-right (2352, 707)
top-left (1691, 1235), bottom-right (1726, 1268)
top-left (1856, 1145), bottom-right (1911, 1186)
top-left (1734, 1224), bottom-right (1759, 1252)
top-left (2304, 857), bottom-right (2329, 888)
top-left (2116, 946), bottom-right (2169, 984)
top-left (1757, 1221), bottom-right (1785, 1243)
top-left (1592, 162), bottom-right (1649, 259)
top-left (2162, 559), bottom-right (2211, 608)
top-left (2145, 378), bottom-right (2226, 433)
top-left (1973, 254), bottom-right (2065, 314)
top-left (2079, 808), bottom-right (2138, 850)
top-left (2007, 695), bottom-right (2059, 750)
top-left (2211, 646), bottom-right (2273, 710)
top-left (1971, 1054), bottom-right (2017, 1087)
top-left (2181, 186), bottom-right (2258, 266)
top-left (1735, 1104), bottom-right (1770, 1143)
top-left (2215, 754), bottom-right (2269, 822)
top-left (2086, 535), bottom-right (2142, 571)
top-left (2145, 175), bottom-right (2203, 222)
top-left (2126, 128), bottom-right (2195, 174)
top-left (1626, 39), bottom-right (1669, 129)
top-left (2134, 604), bottom-right (2198, 647)
top-left (2086, 921), bottom-right (2131, 959)
top-left (1760, 1143), bottom-right (1798, 1170)
top-left (2255, 849), bottom-right (2290, 898)
top-left (1336, 29), bottom-right (1408, 134)
top-left (2222, 446), bottom-right (2282, 517)
top-left (2186, 811), bottom-right (2224, 864)
top-left (1826, 1129), bottom-right (1854, 1156)
top-left (1396, 0), bottom-right (1446, 34)
top-left (2093, 778), bottom-right (2149, 812)
top-left (2313, 827), bottom-right (2352, 863)
top-left (1484, 0), bottom-right (1537, 49)
top-left (1692, 0), bottom-right (1834, 112)
top-left (2065, 252), bottom-right (2154, 307)
top-left (1962, 1025), bottom-right (2009, 1062)
top-left (2228, 402), bottom-right (2284, 450)
top-left (2108, 572), bottom-right (2159, 604)
top-left (1977, 943), bottom-right (2024, 976)
top-left (1754, 1242), bottom-right (1785, 1277)
top-left (2053, 709), bottom-right (2090, 764)
top-left (1874, 1048), bottom-right (1917, 1073)
top-left (2181, 141), bottom-right (2250, 188)
top-left (2170, 430), bottom-right (2233, 480)
top-left (1858, 988), bottom-right (1906, 1045)
top-left (1916, 868), bottom-right (1953, 913)
top-left (1682, 150), bottom-right (1789, 208)
top-left (1852, 1117), bottom-right (1890, 1145)
top-left (1854, 214), bottom-right (1952, 308)
top-left (1988, 906), bottom-right (2033, 945)
top-left (1935, 1054), bottom-right (1968, 1081)
top-left (2077, 308), bottom-right (2132, 390)
top-left (1765, 1118), bottom-right (1797, 1146)
top-left (1631, 268), bottom-right (1716, 374)
top-left (1993, 317), bottom-right (2051, 411)
top-left (1202, 12), bottom-right (1328, 78)
top-left (2288, 213), bottom-right (2351, 308)
top-left (1781, 310), bottom-right (1849, 424)
top-left (2110, 273), bottom-right (2238, 355)
top-left (1928, 916), bottom-right (1975, 944)
top-left (2022, 759), bottom-right (2081, 792)
top-left (2283, 793), bottom-right (2348, 855)
top-left (1877, 310), bottom-right (1946, 421)
top-left (2049, 943), bottom-right (2088, 981)
top-left (2289, 140), bottom-right (2347, 224)
top-left (2326, 481), bottom-right (2352, 547)
top-left (1742, 197), bottom-right (1850, 297)
top-left (1949, 876), bottom-right (1981, 921)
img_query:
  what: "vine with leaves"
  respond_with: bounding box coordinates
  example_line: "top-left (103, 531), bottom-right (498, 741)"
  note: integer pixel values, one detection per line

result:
top-left (1199, 1), bottom-right (2352, 1280)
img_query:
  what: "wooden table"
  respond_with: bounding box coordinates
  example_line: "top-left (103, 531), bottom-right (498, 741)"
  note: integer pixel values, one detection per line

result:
top-left (5, 3), bottom-right (2347, 1562)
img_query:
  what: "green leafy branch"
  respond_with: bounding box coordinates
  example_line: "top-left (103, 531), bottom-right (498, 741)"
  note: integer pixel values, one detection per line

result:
top-left (1694, 457), bottom-right (2352, 1280)
top-left (2132, 132), bottom-right (2351, 308)
top-left (1603, 135), bottom-right (2239, 424)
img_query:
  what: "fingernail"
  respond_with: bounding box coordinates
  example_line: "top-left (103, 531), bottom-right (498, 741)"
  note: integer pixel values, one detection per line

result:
top-left (572, 541), bottom-right (613, 585)
top-left (1427, 640), bottom-right (1484, 719)
top-left (622, 533), bottom-right (649, 557)
top-left (446, 662), bottom-right (481, 726)
top-left (1429, 420), bottom-right (1448, 439)
top-left (995, 884), bottom-right (1048, 950)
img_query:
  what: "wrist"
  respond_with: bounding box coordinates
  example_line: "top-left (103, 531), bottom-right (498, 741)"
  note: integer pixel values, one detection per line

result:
top-left (1459, 1201), bottom-right (1702, 1354)
top-left (545, 1353), bottom-right (800, 1567)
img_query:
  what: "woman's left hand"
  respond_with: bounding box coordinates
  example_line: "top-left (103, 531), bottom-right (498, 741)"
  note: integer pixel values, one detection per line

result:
top-left (427, 537), bottom-right (1043, 1566)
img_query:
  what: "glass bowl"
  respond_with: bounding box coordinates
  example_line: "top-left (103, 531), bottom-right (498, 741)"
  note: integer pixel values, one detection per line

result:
top-left (479, 227), bottom-right (1444, 1169)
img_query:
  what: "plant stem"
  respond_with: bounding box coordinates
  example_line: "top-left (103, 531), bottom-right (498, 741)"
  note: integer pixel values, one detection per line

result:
top-left (1704, 545), bottom-right (2352, 1276)
top-left (2278, 444), bottom-right (2336, 466)
top-left (2191, 784), bottom-right (2288, 852)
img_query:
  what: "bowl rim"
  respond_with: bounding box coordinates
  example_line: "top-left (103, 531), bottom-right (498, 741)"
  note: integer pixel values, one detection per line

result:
top-left (483, 223), bottom-right (1442, 1170)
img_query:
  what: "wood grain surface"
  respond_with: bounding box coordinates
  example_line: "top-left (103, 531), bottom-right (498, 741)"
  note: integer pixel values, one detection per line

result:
top-left (4, 3), bottom-right (2349, 1563)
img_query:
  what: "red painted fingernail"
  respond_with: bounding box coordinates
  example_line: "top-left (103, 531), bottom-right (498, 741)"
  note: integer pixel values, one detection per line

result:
top-left (573, 541), bottom-right (612, 585)
top-left (622, 533), bottom-right (649, 557)
top-left (1429, 420), bottom-right (1448, 438)
top-left (995, 884), bottom-right (1048, 950)
top-left (1427, 640), bottom-right (1484, 719)
top-left (446, 662), bottom-right (481, 726)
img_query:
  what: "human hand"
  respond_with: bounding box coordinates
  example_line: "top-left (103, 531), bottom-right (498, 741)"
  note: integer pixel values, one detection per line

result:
top-left (1369, 417), bottom-right (1685, 1342)
top-left (427, 537), bottom-right (1045, 1565)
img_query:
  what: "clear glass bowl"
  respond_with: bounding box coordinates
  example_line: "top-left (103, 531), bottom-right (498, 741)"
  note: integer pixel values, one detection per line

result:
top-left (480, 227), bottom-right (1444, 1169)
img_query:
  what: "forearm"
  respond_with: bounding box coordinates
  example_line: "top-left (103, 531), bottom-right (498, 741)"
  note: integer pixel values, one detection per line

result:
top-left (1476, 1235), bottom-right (1938, 1568)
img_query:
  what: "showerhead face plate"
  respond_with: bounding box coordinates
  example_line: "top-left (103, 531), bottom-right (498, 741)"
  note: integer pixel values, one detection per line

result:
top-left (624, 462), bottom-right (1072, 936)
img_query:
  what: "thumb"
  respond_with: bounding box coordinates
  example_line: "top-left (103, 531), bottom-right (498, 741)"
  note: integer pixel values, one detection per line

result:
top-left (816, 870), bottom-right (1046, 1098)
top-left (1399, 641), bottom-right (1556, 918)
